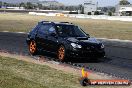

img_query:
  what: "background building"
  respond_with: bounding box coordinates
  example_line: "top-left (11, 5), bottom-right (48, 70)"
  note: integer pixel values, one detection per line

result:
top-left (115, 0), bottom-right (132, 16)
top-left (84, 0), bottom-right (97, 15)
top-left (115, 4), bottom-right (132, 16)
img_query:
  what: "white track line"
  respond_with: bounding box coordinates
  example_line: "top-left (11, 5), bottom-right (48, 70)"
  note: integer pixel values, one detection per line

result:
top-left (1, 31), bottom-right (27, 34)
top-left (97, 38), bottom-right (132, 43)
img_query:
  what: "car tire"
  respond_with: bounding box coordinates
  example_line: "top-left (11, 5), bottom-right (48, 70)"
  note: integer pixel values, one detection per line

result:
top-left (57, 45), bottom-right (66, 62)
top-left (29, 40), bottom-right (38, 55)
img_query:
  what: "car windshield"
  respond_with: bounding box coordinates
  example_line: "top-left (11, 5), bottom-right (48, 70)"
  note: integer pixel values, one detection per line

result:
top-left (56, 25), bottom-right (88, 37)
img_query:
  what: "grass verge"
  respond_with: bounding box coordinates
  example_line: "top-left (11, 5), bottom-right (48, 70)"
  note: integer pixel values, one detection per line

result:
top-left (0, 56), bottom-right (80, 88)
top-left (0, 54), bottom-right (131, 88)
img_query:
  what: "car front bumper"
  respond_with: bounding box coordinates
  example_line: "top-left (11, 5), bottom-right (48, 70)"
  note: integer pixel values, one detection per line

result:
top-left (67, 48), bottom-right (105, 58)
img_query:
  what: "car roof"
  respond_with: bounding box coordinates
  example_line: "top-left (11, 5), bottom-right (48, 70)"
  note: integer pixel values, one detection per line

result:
top-left (39, 21), bottom-right (75, 26)
top-left (55, 23), bottom-right (74, 26)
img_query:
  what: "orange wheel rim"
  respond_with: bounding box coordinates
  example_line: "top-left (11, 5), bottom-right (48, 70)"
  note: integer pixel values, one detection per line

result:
top-left (29, 41), bottom-right (36, 53)
top-left (58, 47), bottom-right (65, 60)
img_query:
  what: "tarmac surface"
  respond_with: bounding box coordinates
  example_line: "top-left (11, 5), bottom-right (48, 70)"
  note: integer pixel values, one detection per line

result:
top-left (0, 32), bottom-right (132, 80)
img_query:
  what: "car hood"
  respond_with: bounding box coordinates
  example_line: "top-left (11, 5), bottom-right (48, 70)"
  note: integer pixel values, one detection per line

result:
top-left (66, 37), bottom-right (100, 44)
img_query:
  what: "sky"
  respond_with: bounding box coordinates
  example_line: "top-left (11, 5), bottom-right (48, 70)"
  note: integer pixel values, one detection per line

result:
top-left (55, 0), bottom-right (132, 6)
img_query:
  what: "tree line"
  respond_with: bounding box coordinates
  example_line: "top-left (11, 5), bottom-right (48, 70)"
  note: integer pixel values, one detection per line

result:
top-left (0, 1), bottom-right (84, 12)
top-left (119, 0), bottom-right (130, 5)
top-left (0, 0), bottom-right (131, 15)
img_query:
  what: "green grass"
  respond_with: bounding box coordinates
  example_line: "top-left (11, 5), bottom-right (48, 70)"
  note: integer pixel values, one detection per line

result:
top-left (0, 56), bottom-right (130, 88)
top-left (0, 56), bottom-right (79, 88)
top-left (0, 13), bottom-right (132, 40)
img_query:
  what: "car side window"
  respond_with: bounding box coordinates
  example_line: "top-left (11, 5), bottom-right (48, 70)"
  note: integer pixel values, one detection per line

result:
top-left (48, 27), bottom-right (56, 34)
top-left (38, 24), bottom-right (52, 34)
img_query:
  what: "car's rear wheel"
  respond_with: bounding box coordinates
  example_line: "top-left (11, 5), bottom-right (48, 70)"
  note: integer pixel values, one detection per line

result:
top-left (57, 45), bottom-right (66, 62)
top-left (29, 40), bottom-right (37, 55)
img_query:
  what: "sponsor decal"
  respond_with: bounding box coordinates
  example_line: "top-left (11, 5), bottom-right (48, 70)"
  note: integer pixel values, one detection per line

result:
top-left (79, 68), bottom-right (131, 86)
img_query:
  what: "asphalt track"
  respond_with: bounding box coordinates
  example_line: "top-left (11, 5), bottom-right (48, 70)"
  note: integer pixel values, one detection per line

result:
top-left (0, 32), bottom-right (132, 80)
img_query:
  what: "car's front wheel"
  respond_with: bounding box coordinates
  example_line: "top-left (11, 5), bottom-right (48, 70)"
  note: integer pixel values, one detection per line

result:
top-left (57, 45), bottom-right (66, 62)
top-left (29, 40), bottom-right (38, 55)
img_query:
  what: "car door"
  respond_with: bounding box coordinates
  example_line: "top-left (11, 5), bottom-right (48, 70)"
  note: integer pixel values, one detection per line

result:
top-left (46, 26), bottom-right (59, 53)
top-left (35, 24), bottom-right (51, 51)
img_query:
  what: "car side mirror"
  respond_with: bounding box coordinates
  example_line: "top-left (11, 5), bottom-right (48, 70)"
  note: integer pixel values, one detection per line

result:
top-left (86, 34), bottom-right (90, 37)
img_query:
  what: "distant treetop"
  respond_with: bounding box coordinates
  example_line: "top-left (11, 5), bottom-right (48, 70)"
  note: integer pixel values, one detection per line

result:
top-left (119, 0), bottom-right (130, 5)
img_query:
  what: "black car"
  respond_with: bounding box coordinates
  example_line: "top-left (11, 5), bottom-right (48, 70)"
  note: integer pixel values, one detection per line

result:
top-left (26, 21), bottom-right (105, 61)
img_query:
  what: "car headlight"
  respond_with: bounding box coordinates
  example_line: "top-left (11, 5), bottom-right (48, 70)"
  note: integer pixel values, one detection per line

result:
top-left (101, 44), bottom-right (105, 49)
top-left (71, 43), bottom-right (82, 48)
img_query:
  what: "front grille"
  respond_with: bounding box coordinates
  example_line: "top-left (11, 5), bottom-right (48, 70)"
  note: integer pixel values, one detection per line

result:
top-left (83, 44), bottom-right (102, 52)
